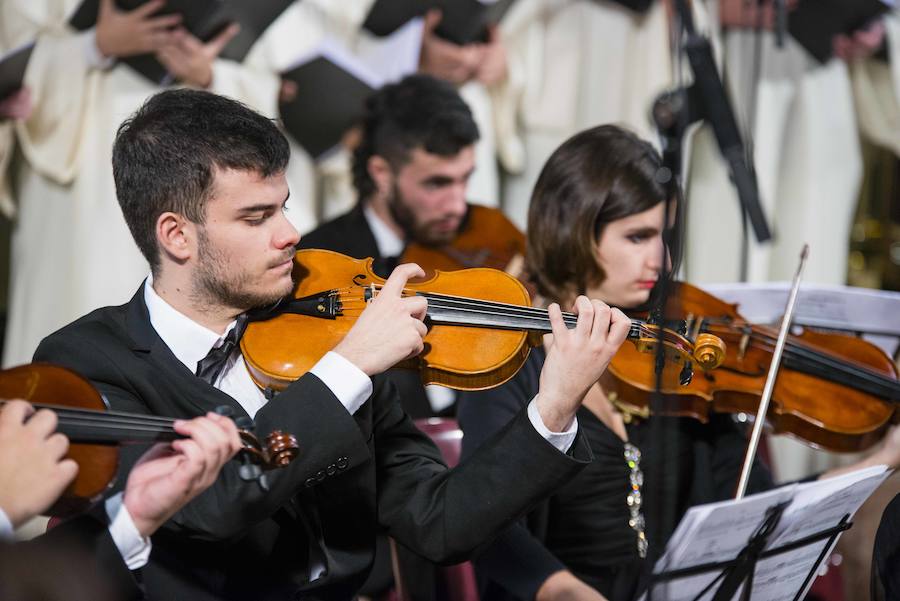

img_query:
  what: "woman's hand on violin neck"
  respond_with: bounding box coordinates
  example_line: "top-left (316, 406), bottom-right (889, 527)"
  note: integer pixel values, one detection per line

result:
top-left (123, 412), bottom-right (241, 538)
top-left (0, 400), bottom-right (78, 529)
top-left (333, 263), bottom-right (428, 377)
top-left (536, 297), bottom-right (631, 432)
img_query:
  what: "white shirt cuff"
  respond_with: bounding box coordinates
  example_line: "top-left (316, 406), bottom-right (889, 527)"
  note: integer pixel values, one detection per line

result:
top-left (0, 507), bottom-right (13, 540)
top-left (84, 29), bottom-right (115, 70)
top-left (105, 492), bottom-right (152, 570)
top-left (527, 397), bottom-right (578, 453)
top-left (310, 351), bottom-right (373, 415)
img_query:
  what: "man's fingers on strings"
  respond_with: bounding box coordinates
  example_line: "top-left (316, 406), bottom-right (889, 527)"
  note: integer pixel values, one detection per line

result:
top-left (26, 408), bottom-right (58, 438)
top-left (404, 295), bottom-right (428, 321)
top-left (46, 432), bottom-right (70, 461)
top-left (572, 296), bottom-right (594, 339)
top-left (171, 438), bottom-right (207, 480)
top-left (57, 458), bottom-right (79, 483)
top-left (0, 399), bottom-right (32, 428)
top-left (547, 303), bottom-right (567, 342)
top-left (176, 416), bottom-right (231, 466)
top-left (412, 317), bottom-right (428, 340)
top-left (381, 263), bottom-right (425, 298)
top-left (608, 308), bottom-right (632, 348)
top-left (135, 442), bottom-right (176, 467)
top-left (588, 300), bottom-right (611, 344)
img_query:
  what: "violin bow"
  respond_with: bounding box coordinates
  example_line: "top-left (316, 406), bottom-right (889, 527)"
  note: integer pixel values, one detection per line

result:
top-left (735, 244), bottom-right (809, 500)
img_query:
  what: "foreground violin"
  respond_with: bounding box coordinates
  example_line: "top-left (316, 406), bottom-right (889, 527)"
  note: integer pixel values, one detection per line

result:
top-left (241, 250), bottom-right (726, 392)
top-left (0, 364), bottom-right (299, 517)
top-left (604, 282), bottom-right (900, 453)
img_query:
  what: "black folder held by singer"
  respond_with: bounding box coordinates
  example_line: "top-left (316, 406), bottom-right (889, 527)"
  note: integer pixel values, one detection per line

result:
top-left (788, 0), bottom-right (892, 64)
top-left (0, 42), bottom-right (34, 102)
top-left (68, 0), bottom-right (293, 84)
top-left (363, 0), bottom-right (517, 45)
top-left (278, 22), bottom-right (421, 160)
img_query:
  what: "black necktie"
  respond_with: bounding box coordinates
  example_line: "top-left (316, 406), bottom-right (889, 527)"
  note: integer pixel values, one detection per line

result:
top-left (195, 314), bottom-right (249, 385)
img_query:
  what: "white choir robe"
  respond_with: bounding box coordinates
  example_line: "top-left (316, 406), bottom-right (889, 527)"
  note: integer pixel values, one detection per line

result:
top-left (490, 0), bottom-right (675, 230)
top-left (0, 0), bottom-right (283, 367)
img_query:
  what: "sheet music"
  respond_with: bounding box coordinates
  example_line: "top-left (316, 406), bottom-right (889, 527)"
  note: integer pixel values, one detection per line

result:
top-left (642, 465), bottom-right (891, 601)
top-left (700, 282), bottom-right (900, 356)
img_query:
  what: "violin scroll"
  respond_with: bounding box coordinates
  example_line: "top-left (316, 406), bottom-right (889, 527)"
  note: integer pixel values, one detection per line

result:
top-left (693, 333), bottom-right (727, 370)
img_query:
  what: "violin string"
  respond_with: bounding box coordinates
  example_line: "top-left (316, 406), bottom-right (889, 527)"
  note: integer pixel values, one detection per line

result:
top-left (25, 403), bottom-right (184, 435)
top-left (31, 403), bottom-right (178, 426)
top-left (335, 290), bottom-right (657, 337)
top-left (699, 323), bottom-right (900, 395)
top-left (703, 324), bottom-right (896, 385)
top-left (57, 419), bottom-right (178, 437)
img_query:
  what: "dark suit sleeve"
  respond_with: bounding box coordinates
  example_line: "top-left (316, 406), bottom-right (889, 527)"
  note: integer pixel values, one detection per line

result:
top-left (34, 331), bottom-right (373, 542)
top-left (371, 373), bottom-right (592, 565)
top-left (454, 355), bottom-right (570, 598)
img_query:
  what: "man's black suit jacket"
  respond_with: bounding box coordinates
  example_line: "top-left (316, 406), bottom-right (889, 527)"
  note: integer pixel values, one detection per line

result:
top-left (299, 203), bottom-right (434, 418)
top-left (34, 287), bottom-right (591, 601)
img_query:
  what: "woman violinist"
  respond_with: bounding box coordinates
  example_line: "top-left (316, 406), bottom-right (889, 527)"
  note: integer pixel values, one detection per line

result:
top-left (457, 125), bottom-right (900, 601)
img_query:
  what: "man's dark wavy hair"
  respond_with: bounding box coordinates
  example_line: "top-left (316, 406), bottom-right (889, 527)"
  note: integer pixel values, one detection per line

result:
top-left (113, 88), bottom-right (290, 273)
top-left (352, 74), bottom-right (480, 202)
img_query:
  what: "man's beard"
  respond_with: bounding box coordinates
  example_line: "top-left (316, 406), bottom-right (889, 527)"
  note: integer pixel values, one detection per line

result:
top-left (193, 228), bottom-right (294, 311)
top-left (387, 184), bottom-right (459, 246)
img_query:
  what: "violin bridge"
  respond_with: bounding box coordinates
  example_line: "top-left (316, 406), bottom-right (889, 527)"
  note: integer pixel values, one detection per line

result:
top-left (738, 328), bottom-right (751, 361)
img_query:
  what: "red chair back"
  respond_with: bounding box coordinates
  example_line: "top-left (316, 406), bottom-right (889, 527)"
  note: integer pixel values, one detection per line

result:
top-left (391, 418), bottom-right (479, 601)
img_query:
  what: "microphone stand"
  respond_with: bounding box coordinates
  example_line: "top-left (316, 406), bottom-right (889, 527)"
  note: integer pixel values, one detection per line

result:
top-left (644, 0), bottom-right (774, 568)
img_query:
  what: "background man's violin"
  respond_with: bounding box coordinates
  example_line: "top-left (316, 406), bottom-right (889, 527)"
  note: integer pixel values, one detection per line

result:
top-left (241, 250), bottom-right (726, 393)
top-left (400, 204), bottom-right (528, 279)
top-left (0, 364), bottom-right (300, 517)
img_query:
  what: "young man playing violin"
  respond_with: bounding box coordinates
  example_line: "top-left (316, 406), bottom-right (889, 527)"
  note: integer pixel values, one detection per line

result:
top-left (33, 88), bottom-right (631, 601)
top-left (0, 399), bottom-right (241, 599)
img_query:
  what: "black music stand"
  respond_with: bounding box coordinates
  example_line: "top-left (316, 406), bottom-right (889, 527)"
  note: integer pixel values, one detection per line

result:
top-left (646, 505), bottom-right (852, 601)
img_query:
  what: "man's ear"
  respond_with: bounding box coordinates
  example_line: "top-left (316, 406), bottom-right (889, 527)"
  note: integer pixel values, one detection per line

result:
top-left (156, 212), bottom-right (194, 264)
top-left (367, 155), bottom-right (393, 197)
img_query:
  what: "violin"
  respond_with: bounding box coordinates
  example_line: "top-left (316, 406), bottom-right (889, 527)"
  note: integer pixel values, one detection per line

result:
top-left (241, 249), bottom-right (726, 392)
top-left (603, 282), bottom-right (900, 453)
top-left (400, 204), bottom-right (528, 280)
top-left (0, 363), bottom-right (300, 518)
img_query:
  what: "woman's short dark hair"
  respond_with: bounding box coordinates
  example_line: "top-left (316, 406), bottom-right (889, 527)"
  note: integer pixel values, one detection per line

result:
top-left (112, 88), bottom-right (290, 273)
top-left (352, 74), bottom-right (480, 202)
top-left (526, 125), bottom-right (668, 303)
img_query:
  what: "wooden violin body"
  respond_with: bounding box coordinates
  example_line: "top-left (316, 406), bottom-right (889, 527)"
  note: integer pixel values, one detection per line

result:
top-left (242, 250), bottom-right (725, 394)
top-left (400, 204), bottom-right (527, 277)
top-left (0, 364), bottom-right (299, 517)
top-left (604, 282), bottom-right (899, 453)
top-left (0, 364), bottom-right (117, 517)
top-left (243, 249), bottom-right (536, 392)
